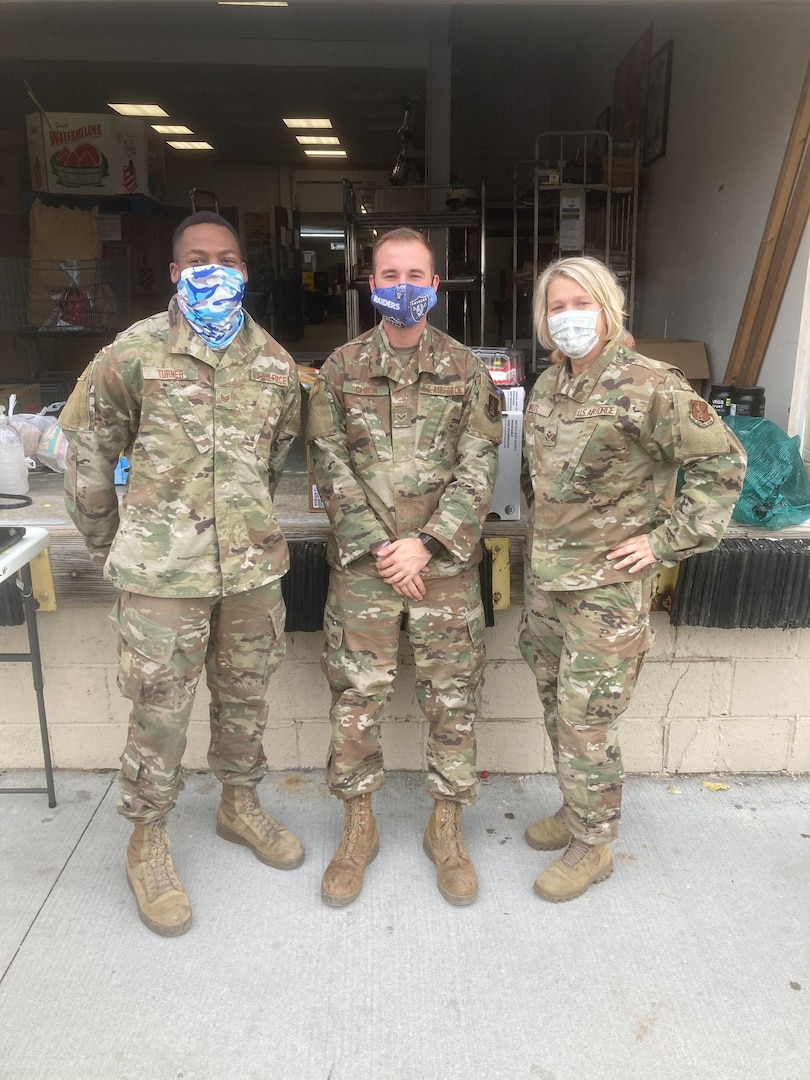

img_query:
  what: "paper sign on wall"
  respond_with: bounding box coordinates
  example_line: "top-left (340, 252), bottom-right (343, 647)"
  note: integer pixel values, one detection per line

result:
top-left (559, 193), bottom-right (584, 251)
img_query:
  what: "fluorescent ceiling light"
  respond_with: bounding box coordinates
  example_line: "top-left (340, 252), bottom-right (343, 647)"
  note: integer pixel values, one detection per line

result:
top-left (168, 141), bottom-right (214, 150)
top-left (300, 227), bottom-right (344, 239)
top-left (218, 2), bottom-right (288, 6)
top-left (304, 149), bottom-right (347, 158)
top-left (108, 104), bottom-right (168, 117)
top-left (283, 118), bottom-right (332, 129)
top-left (152, 125), bottom-right (194, 135)
top-left (296, 136), bottom-right (340, 145)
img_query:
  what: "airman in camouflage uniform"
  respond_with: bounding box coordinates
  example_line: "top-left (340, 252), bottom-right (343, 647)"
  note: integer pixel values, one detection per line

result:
top-left (519, 256), bottom-right (746, 902)
top-left (307, 228), bottom-right (501, 907)
top-left (61, 213), bottom-right (304, 937)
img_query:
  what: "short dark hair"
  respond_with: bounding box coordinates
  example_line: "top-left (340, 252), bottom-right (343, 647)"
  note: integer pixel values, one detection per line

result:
top-left (372, 227), bottom-right (435, 275)
top-left (172, 211), bottom-right (242, 260)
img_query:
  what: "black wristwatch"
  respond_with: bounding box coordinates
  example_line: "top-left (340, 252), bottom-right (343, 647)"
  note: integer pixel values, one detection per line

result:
top-left (418, 532), bottom-right (443, 556)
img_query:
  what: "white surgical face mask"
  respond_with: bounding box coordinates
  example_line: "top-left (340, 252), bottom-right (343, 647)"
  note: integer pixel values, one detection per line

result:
top-left (547, 308), bottom-right (602, 359)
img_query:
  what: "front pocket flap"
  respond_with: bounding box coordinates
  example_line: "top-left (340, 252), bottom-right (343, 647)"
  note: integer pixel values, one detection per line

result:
top-left (116, 603), bottom-right (178, 667)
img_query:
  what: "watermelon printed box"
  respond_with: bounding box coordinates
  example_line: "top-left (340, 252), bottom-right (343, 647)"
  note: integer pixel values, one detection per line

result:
top-left (26, 113), bottom-right (166, 201)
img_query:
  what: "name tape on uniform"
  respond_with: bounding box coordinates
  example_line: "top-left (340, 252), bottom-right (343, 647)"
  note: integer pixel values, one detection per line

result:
top-left (142, 367), bottom-right (198, 381)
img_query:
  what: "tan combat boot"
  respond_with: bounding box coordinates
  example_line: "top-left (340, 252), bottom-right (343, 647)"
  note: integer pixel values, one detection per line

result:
top-left (423, 799), bottom-right (478, 906)
top-left (533, 837), bottom-right (613, 902)
top-left (321, 793), bottom-right (379, 907)
top-left (126, 819), bottom-right (192, 937)
top-left (524, 806), bottom-right (572, 851)
top-left (217, 784), bottom-right (304, 870)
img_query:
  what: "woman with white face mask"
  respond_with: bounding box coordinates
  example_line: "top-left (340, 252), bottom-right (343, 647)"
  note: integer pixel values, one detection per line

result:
top-left (518, 256), bottom-right (746, 903)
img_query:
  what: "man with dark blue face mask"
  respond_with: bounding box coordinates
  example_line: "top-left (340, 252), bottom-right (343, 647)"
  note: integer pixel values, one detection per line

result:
top-left (306, 228), bottom-right (502, 908)
top-left (61, 211), bottom-right (305, 937)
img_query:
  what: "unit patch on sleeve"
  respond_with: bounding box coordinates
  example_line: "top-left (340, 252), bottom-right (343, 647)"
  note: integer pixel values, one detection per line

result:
top-left (688, 398), bottom-right (716, 427)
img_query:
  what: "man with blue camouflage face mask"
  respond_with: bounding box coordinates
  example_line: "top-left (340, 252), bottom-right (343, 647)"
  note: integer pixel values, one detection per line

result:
top-left (61, 212), bottom-right (305, 937)
top-left (307, 228), bottom-right (502, 909)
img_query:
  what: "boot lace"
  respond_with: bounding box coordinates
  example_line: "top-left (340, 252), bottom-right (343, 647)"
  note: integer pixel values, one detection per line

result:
top-left (338, 796), bottom-right (369, 860)
top-left (437, 802), bottom-right (463, 857)
top-left (561, 838), bottom-right (594, 869)
top-left (238, 787), bottom-right (285, 840)
top-left (145, 822), bottom-right (183, 897)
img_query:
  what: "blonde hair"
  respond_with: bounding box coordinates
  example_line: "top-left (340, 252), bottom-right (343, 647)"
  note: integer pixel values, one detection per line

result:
top-left (533, 256), bottom-right (626, 350)
top-left (372, 227), bottom-right (435, 275)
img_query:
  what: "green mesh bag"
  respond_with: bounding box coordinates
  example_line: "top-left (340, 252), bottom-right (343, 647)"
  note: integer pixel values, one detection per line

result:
top-left (725, 416), bottom-right (810, 528)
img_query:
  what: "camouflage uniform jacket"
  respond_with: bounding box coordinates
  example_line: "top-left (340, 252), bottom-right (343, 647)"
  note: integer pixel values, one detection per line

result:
top-left (306, 324), bottom-right (502, 576)
top-left (521, 341), bottom-right (746, 590)
top-left (61, 299), bottom-right (300, 598)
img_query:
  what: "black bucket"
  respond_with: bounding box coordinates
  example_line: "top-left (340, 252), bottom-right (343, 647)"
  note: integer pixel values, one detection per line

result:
top-left (731, 386), bottom-right (766, 417)
top-left (709, 384), bottom-right (734, 417)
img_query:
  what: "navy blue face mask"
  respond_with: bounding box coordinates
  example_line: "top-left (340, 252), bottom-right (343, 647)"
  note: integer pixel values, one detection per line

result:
top-left (370, 281), bottom-right (438, 328)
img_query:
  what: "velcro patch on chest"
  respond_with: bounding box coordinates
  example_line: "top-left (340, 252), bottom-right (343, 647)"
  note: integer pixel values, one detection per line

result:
top-left (251, 370), bottom-right (288, 387)
top-left (420, 383), bottom-right (465, 396)
top-left (574, 405), bottom-right (618, 419)
top-left (348, 383), bottom-right (383, 395)
top-left (142, 366), bottom-right (198, 381)
top-left (527, 401), bottom-right (552, 416)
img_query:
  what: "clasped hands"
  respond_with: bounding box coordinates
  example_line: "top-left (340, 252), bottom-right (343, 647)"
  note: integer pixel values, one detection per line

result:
top-left (374, 537), bottom-right (432, 599)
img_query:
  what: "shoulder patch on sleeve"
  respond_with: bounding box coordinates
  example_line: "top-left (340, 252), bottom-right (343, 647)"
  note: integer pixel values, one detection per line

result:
top-left (466, 370), bottom-right (503, 443)
top-left (673, 391), bottom-right (731, 455)
top-left (305, 380), bottom-right (337, 442)
top-left (59, 362), bottom-right (95, 432)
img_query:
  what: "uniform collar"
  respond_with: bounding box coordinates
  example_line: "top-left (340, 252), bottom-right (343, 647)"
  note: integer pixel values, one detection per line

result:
top-left (553, 339), bottom-right (622, 402)
top-left (166, 296), bottom-right (264, 368)
top-left (371, 323), bottom-right (441, 383)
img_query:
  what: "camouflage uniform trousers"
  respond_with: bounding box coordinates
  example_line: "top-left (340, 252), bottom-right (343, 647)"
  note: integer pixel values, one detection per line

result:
top-left (114, 582), bottom-right (286, 824)
top-left (518, 577), bottom-right (655, 844)
top-left (322, 559), bottom-right (487, 804)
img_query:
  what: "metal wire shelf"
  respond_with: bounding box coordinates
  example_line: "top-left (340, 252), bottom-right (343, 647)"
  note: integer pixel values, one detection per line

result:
top-left (0, 248), bottom-right (130, 335)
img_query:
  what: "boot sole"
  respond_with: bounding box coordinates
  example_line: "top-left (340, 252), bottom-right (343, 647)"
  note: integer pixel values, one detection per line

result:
top-left (422, 834), bottom-right (478, 907)
top-left (533, 862), bottom-right (614, 903)
top-left (321, 835), bottom-right (380, 908)
top-left (216, 820), bottom-right (305, 869)
top-left (524, 828), bottom-right (571, 851)
top-left (126, 872), bottom-right (192, 937)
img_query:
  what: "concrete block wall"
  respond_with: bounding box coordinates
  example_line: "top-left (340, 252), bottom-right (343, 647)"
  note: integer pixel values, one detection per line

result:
top-left (1, 607), bottom-right (808, 775)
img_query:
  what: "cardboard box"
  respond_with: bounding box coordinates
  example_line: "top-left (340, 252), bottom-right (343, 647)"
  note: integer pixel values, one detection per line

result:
top-left (634, 339), bottom-right (710, 393)
top-left (0, 131), bottom-right (28, 213)
top-left (26, 113), bottom-right (166, 201)
top-left (0, 383), bottom-right (42, 414)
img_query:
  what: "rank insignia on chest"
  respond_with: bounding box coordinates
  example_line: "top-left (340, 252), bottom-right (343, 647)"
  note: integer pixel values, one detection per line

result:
top-left (544, 429), bottom-right (557, 445)
top-left (688, 399), bottom-right (716, 427)
top-left (485, 393), bottom-right (501, 421)
top-left (394, 408), bottom-right (410, 426)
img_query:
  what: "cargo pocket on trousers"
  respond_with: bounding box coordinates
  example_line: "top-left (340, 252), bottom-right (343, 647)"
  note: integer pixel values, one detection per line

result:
top-left (465, 601), bottom-right (487, 650)
top-left (114, 601), bottom-right (179, 707)
top-left (323, 605), bottom-right (344, 650)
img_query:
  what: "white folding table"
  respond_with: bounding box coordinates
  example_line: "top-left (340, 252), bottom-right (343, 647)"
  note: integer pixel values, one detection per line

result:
top-left (0, 526), bottom-right (56, 807)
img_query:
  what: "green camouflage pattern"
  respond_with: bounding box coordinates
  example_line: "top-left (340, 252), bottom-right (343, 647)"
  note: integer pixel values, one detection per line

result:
top-left (62, 299), bottom-right (300, 597)
top-left (306, 324), bottom-right (501, 573)
top-left (521, 342), bottom-right (746, 591)
top-left (519, 578), bottom-right (655, 843)
top-left (115, 582), bottom-right (287, 823)
top-left (322, 561), bottom-right (487, 803)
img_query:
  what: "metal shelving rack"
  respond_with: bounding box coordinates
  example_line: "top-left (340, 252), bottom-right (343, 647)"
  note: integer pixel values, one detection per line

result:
top-left (511, 131), bottom-right (639, 369)
top-left (343, 180), bottom-right (486, 345)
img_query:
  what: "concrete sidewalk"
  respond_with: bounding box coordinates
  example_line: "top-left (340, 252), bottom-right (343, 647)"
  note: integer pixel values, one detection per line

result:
top-left (0, 769), bottom-right (807, 1080)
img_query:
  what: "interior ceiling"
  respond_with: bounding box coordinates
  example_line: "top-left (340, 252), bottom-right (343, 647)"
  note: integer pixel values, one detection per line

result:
top-left (0, 1), bottom-right (438, 167)
top-left (0, 59), bottom-right (425, 167)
